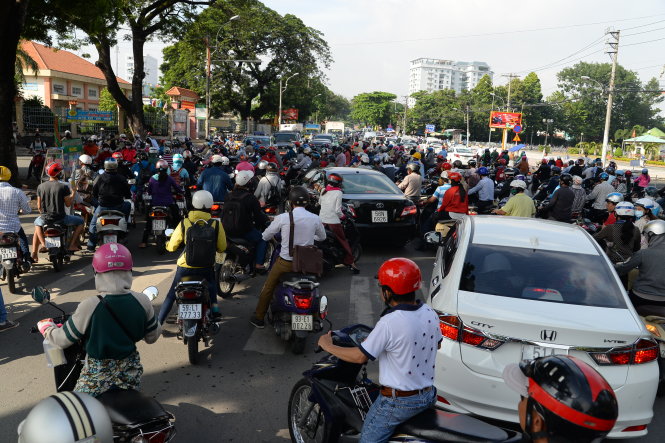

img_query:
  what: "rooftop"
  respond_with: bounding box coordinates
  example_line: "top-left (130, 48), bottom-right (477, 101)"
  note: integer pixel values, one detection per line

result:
top-left (165, 86), bottom-right (200, 99)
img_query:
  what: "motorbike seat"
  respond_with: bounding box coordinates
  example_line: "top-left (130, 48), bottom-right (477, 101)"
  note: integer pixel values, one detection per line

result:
top-left (228, 237), bottom-right (253, 247)
top-left (179, 276), bottom-right (206, 284)
top-left (279, 272), bottom-right (318, 283)
top-left (396, 408), bottom-right (517, 442)
top-left (97, 389), bottom-right (170, 426)
top-left (636, 305), bottom-right (665, 319)
top-left (99, 209), bottom-right (126, 217)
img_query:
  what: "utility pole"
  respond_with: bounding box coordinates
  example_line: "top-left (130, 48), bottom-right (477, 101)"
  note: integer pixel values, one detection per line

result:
top-left (601, 29), bottom-right (620, 167)
top-left (465, 104), bottom-right (470, 147)
top-left (402, 96), bottom-right (409, 136)
top-left (278, 73), bottom-right (299, 127)
top-left (501, 73), bottom-right (519, 150)
top-left (205, 35), bottom-right (211, 139)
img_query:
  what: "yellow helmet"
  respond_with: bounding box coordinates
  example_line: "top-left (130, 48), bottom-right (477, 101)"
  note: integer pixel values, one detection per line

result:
top-left (0, 165), bottom-right (11, 182)
top-left (412, 152), bottom-right (422, 159)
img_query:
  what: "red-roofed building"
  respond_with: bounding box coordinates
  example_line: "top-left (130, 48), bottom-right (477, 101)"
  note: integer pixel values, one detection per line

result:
top-left (20, 41), bottom-right (132, 115)
top-left (166, 86), bottom-right (201, 140)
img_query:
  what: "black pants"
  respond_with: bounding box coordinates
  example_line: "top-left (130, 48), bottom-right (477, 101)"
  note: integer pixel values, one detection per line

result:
top-left (477, 200), bottom-right (493, 214)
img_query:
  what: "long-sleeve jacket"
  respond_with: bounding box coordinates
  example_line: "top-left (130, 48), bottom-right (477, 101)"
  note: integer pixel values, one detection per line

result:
top-left (167, 210), bottom-right (227, 268)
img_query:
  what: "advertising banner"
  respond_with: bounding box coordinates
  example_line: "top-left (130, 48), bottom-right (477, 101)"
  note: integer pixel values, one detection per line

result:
top-left (489, 111), bottom-right (522, 129)
top-left (281, 108), bottom-right (299, 121)
top-left (66, 110), bottom-right (114, 122)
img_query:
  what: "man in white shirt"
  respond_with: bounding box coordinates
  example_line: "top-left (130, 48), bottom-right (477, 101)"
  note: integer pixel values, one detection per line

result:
top-left (250, 187), bottom-right (325, 328)
top-left (397, 163), bottom-right (422, 202)
top-left (318, 258), bottom-right (441, 443)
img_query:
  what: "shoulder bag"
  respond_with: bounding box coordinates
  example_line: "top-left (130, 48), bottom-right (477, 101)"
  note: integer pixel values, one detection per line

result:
top-left (289, 211), bottom-right (323, 276)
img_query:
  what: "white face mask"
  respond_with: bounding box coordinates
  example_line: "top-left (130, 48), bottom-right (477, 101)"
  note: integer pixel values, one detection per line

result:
top-left (635, 210), bottom-right (644, 219)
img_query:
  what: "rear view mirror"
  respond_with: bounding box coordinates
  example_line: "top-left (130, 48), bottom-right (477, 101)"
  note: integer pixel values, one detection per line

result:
top-left (164, 229), bottom-right (174, 237)
top-left (424, 231), bottom-right (442, 245)
top-left (31, 286), bottom-right (51, 304)
top-left (319, 295), bottom-right (328, 314)
top-left (143, 286), bottom-right (159, 301)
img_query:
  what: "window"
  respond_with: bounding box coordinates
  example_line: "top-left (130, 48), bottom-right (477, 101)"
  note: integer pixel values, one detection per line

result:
top-left (88, 89), bottom-right (97, 98)
top-left (441, 225), bottom-right (459, 277)
top-left (87, 107), bottom-right (97, 112)
top-left (72, 87), bottom-right (82, 96)
top-left (53, 84), bottom-right (65, 94)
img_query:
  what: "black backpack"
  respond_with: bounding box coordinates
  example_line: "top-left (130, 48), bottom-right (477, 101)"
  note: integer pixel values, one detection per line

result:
top-left (265, 179), bottom-right (282, 207)
top-left (221, 192), bottom-right (252, 237)
top-left (181, 218), bottom-right (219, 268)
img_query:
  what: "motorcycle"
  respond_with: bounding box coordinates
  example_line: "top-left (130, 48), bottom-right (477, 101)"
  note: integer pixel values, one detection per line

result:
top-left (42, 221), bottom-right (72, 272)
top-left (148, 206), bottom-right (170, 254)
top-left (288, 323), bottom-right (522, 443)
top-left (174, 193), bottom-right (187, 218)
top-left (96, 210), bottom-right (128, 246)
top-left (217, 236), bottom-right (275, 299)
top-left (30, 286), bottom-right (176, 442)
top-left (636, 305), bottom-right (665, 397)
top-left (0, 231), bottom-right (30, 293)
top-left (316, 204), bottom-right (362, 272)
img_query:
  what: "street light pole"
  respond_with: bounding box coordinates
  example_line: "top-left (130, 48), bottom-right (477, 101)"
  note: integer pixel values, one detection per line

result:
top-left (465, 104), bottom-right (470, 147)
top-left (543, 119), bottom-right (553, 146)
top-left (601, 30), bottom-right (620, 167)
top-left (278, 73), bottom-right (299, 127)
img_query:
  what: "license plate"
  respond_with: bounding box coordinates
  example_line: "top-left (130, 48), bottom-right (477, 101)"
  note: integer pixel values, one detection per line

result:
top-left (0, 247), bottom-right (17, 259)
top-left (371, 210), bottom-right (388, 223)
top-left (143, 193), bottom-right (151, 201)
top-left (45, 237), bottom-right (61, 248)
top-left (177, 201), bottom-right (185, 209)
top-left (292, 314), bottom-right (313, 331)
top-left (102, 234), bottom-right (117, 244)
top-left (153, 219), bottom-right (166, 231)
top-left (178, 303), bottom-right (202, 320)
top-left (521, 345), bottom-right (567, 361)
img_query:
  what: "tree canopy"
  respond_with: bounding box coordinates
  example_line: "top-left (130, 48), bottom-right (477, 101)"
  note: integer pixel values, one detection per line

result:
top-left (350, 91), bottom-right (397, 128)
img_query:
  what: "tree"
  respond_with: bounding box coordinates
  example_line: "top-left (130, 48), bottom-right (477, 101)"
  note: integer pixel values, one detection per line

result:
top-left (98, 87), bottom-right (117, 112)
top-left (407, 89), bottom-right (463, 134)
top-left (15, 41), bottom-right (39, 94)
top-left (161, 0), bottom-right (331, 120)
top-left (350, 91), bottom-right (397, 128)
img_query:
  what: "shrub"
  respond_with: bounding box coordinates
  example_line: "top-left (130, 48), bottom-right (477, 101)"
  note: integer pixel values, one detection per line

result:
top-left (613, 148), bottom-right (623, 157)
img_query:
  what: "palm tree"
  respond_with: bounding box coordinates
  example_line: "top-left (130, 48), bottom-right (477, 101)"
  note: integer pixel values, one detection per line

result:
top-left (15, 41), bottom-right (39, 94)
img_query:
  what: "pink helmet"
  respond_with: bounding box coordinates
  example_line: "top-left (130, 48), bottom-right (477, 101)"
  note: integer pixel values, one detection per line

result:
top-left (92, 243), bottom-right (133, 273)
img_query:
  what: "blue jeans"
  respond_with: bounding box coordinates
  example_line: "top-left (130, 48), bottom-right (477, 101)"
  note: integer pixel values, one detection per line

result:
top-left (0, 288), bottom-right (7, 323)
top-left (158, 266), bottom-right (217, 324)
top-left (34, 214), bottom-right (84, 227)
top-left (243, 228), bottom-right (267, 266)
top-left (17, 228), bottom-right (29, 256)
top-left (360, 389), bottom-right (436, 443)
top-left (88, 202), bottom-right (131, 247)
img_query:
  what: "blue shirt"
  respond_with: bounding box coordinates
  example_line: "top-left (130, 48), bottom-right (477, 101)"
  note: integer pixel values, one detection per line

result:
top-left (469, 177), bottom-right (494, 201)
top-left (197, 166), bottom-right (233, 202)
top-left (432, 184), bottom-right (451, 209)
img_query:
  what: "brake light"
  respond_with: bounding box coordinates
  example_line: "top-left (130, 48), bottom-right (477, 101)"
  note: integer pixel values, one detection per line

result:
top-left (437, 312), bottom-right (504, 350)
top-left (438, 314), bottom-right (461, 340)
top-left (622, 425), bottom-right (647, 432)
top-left (0, 234), bottom-right (17, 245)
top-left (400, 204), bottom-right (417, 217)
top-left (175, 194), bottom-right (184, 201)
top-left (178, 290), bottom-right (199, 300)
top-left (211, 204), bottom-right (221, 211)
top-left (294, 294), bottom-right (312, 310)
top-left (150, 211), bottom-right (167, 218)
top-left (100, 218), bottom-right (119, 226)
top-left (189, 185), bottom-right (198, 190)
top-left (44, 228), bottom-right (62, 237)
top-left (264, 206), bottom-right (277, 214)
top-left (589, 338), bottom-right (659, 365)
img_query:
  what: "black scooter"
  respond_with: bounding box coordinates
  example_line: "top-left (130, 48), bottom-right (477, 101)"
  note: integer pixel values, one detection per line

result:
top-left (30, 286), bottom-right (176, 442)
top-left (316, 204), bottom-right (361, 274)
top-left (288, 323), bottom-right (522, 443)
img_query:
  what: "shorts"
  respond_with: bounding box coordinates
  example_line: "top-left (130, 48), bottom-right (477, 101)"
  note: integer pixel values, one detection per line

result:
top-left (34, 214), bottom-right (84, 227)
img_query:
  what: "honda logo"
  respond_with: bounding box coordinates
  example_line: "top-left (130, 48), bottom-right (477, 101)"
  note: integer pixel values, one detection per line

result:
top-left (540, 330), bottom-right (557, 342)
top-left (375, 203), bottom-right (384, 209)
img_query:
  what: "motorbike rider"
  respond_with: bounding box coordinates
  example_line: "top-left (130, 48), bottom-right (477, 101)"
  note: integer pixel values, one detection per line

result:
top-left (27, 145), bottom-right (45, 180)
top-left (468, 166), bottom-right (494, 214)
top-left (603, 192), bottom-right (623, 226)
top-left (31, 162), bottom-right (84, 261)
top-left (170, 153), bottom-right (190, 187)
top-left (541, 174), bottom-right (574, 222)
top-left (317, 173), bottom-right (360, 273)
top-left (254, 162), bottom-right (284, 207)
top-left (182, 150), bottom-right (197, 177)
top-left (36, 244), bottom-right (161, 396)
top-left (0, 165), bottom-right (32, 263)
top-left (138, 159), bottom-right (182, 248)
top-left (593, 202), bottom-right (641, 264)
top-left (586, 173), bottom-right (615, 223)
top-left (633, 168), bottom-right (651, 196)
top-left (249, 187), bottom-right (326, 328)
top-left (492, 180), bottom-right (535, 217)
top-left (112, 151), bottom-right (133, 180)
top-left (570, 175), bottom-right (587, 215)
top-left (159, 190), bottom-right (226, 324)
top-left (411, 152), bottom-right (425, 176)
top-left (317, 258), bottom-right (441, 443)
top-left (437, 171), bottom-right (468, 220)
top-left (634, 198), bottom-right (660, 248)
top-left (222, 170), bottom-right (270, 272)
top-left (197, 154), bottom-right (233, 203)
top-left (397, 163), bottom-right (422, 203)
top-left (75, 154), bottom-right (96, 183)
top-left (503, 355), bottom-right (618, 443)
top-left (334, 146), bottom-right (347, 166)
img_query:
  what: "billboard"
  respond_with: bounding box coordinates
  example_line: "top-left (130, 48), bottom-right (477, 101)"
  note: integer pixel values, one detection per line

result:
top-left (489, 111), bottom-right (522, 129)
top-left (66, 110), bottom-right (114, 122)
top-left (281, 108), bottom-right (298, 121)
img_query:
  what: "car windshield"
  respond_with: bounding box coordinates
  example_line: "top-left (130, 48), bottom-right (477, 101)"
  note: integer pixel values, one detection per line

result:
top-left (246, 137), bottom-right (270, 145)
top-left (275, 133), bottom-right (297, 143)
top-left (459, 244), bottom-right (626, 309)
top-left (339, 172), bottom-right (402, 195)
top-left (455, 148), bottom-right (474, 154)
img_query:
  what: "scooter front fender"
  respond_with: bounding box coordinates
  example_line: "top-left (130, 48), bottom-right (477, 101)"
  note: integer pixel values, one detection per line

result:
top-left (2, 259), bottom-right (15, 270)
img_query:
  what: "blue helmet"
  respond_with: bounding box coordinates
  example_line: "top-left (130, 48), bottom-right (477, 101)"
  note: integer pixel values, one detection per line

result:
top-left (478, 166), bottom-right (489, 175)
top-left (606, 192), bottom-right (623, 204)
top-left (599, 172), bottom-right (609, 180)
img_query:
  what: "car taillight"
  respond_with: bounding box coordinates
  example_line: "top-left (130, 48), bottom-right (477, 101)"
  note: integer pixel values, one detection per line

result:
top-left (294, 294), bottom-right (312, 310)
top-left (622, 425), bottom-right (648, 432)
top-left (100, 218), bottom-right (119, 226)
top-left (400, 204), bottom-right (417, 217)
top-left (589, 338), bottom-right (659, 365)
top-left (437, 312), bottom-right (504, 350)
top-left (436, 395), bottom-right (451, 405)
top-left (178, 290), bottom-right (199, 300)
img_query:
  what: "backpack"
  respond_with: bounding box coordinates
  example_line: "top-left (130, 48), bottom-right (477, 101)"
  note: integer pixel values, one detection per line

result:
top-left (181, 218), bottom-right (219, 268)
top-left (221, 192), bottom-right (252, 237)
top-left (265, 178), bottom-right (282, 207)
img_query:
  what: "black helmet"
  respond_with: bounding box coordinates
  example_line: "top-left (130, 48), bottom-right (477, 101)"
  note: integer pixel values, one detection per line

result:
top-left (452, 160), bottom-right (463, 168)
top-left (266, 162), bottom-right (278, 173)
top-left (551, 165), bottom-right (562, 174)
top-left (327, 173), bottom-right (343, 187)
top-left (289, 186), bottom-right (310, 206)
top-left (504, 168), bottom-right (516, 177)
top-left (605, 167), bottom-right (615, 175)
top-left (468, 159), bottom-right (477, 167)
top-left (560, 174), bottom-right (573, 186)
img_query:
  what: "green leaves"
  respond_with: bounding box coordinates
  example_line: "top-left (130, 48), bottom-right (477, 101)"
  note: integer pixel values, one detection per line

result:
top-left (350, 91), bottom-right (397, 128)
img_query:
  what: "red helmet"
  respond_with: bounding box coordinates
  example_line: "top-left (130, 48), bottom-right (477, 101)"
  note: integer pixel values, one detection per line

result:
top-left (46, 162), bottom-right (63, 178)
top-left (378, 258), bottom-right (422, 295)
top-left (92, 243), bottom-right (133, 273)
top-left (498, 158), bottom-right (507, 165)
top-left (448, 171), bottom-right (462, 182)
top-left (624, 170), bottom-right (632, 177)
top-left (112, 152), bottom-right (123, 160)
top-left (541, 159), bottom-right (547, 164)
top-left (327, 173), bottom-right (343, 187)
top-left (442, 162), bottom-right (452, 171)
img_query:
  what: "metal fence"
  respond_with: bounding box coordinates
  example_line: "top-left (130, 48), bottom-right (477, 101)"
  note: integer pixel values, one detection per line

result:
top-left (144, 111), bottom-right (168, 136)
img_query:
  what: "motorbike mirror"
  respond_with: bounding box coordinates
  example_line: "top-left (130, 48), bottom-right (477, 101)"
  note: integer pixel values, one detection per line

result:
top-left (142, 286), bottom-right (159, 301)
top-left (31, 286), bottom-right (51, 304)
top-left (319, 295), bottom-right (328, 314)
top-left (424, 231), bottom-right (442, 245)
top-left (164, 228), bottom-right (174, 237)
top-left (134, 170), bottom-right (139, 177)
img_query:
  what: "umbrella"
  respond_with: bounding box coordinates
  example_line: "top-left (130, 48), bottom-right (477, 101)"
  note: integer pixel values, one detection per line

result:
top-left (508, 144), bottom-right (525, 152)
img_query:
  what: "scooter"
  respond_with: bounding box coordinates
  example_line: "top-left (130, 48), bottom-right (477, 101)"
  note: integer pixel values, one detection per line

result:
top-left (41, 221), bottom-right (72, 272)
top-left (96, 210), bottom-right (128, 245)
top-left (30, 286), bottom-right (176, 442)
top-left (148, 206), bottom-right (170, 254)
top-left (288, 323), bottom-right (522, 443)
top-left (316, 204), bottom-right (362, 272)
top-left (217, 237), bottom-right (275, 298)
top-left (0, 231), bottom-right (30, 293)
top-left (636, 305), bottom-right (665, 397)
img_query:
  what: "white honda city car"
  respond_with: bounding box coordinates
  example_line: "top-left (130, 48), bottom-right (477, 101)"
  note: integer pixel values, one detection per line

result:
top-left (425, 216), bottom-right (659, 439)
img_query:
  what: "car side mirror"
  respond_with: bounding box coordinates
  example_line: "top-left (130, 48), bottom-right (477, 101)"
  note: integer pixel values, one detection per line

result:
top-left (424, 231), bottom-right (443, 245)
top-left (31, 286), bottom-right (51, 304)
top-left (142, 286), bottom-right (159, 301)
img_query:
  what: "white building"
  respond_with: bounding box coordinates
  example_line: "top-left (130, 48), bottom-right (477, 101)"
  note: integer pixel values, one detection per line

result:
top-left (123, 54), bottom-right (159, 87)
top-left (408, 58), bottom-right (493, 104)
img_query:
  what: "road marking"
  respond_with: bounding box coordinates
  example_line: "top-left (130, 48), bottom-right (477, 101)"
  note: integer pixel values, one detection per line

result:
top-left (349, 276), bottom-right (375, 325)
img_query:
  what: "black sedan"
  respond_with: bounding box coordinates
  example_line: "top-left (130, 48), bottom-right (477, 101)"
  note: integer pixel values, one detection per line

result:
top-left (300, 167), bottom-right (417, 245)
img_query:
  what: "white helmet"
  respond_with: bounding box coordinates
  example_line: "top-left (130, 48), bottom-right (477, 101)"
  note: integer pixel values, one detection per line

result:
top-left (78, 154), bottom-right (92, 165)
top-left (148, 147), bottom-right (159, 154)
top-left (509, 179), bottom-right (527, 190)
top-left (614, 202), bottom-right (635, 217)
top-left (192, 190), bottom-right (214, 210)
top-left (235, 169), bottom-right (254, 187)
top-left (634, 198), bottom-right (655, 210)
top-left (64, 130), bottom-right (71, 136)
top-left (211, 154), bottom-right (224, 164)
top-left (360, 154), bottom-right (370, 164)
top-left (257, 160), bottom-right (268, 170)
top-left (221, 156), bottom-right (230, 165)
top-left (18, 392), bottom-right (113, 443)
top-left (303, 147), bottom-right (312, 155)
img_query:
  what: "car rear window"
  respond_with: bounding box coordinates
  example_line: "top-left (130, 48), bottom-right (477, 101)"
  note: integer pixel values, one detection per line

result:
top-left (455, 148), bottom-right (474, 154)
top-left (275, 133), bottom-right (297, 143)
top-left (340, 173), bottom-right (402, 195)
top-left (459, 244), bottom-right (626, 308)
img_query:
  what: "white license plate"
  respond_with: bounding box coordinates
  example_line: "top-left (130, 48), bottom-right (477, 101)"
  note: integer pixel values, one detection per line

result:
top-left (371, 210), bottom-right (388, 223)
top-left (0, 247), bottom-right (17, 259)
top-left (102, 234), bottom-right (117, 244)
top-left (177, 201), bottom-right (185, 209)
top-left (45, 237), bottom-right (61, 248)
top-left (521, 345), bottom-right (568, 361)
top-left (178, 303), bottom-right (202, 320)
top-left (292, 314), bottom-right (313, 331)
top-left (143, 193), bottom-right (151, 201)
top-left (153, 219), bottom-right (166, 231)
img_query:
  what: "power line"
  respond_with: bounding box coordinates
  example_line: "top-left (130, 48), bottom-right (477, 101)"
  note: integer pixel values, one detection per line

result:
top-left (622, 36), bottom-right (665, 47)
top-left (512, 36), bottom-right (605, 74)
top-left (622, 18), bottom-right (665, 31)
top-left (623, 25), bottom-right (665, 37)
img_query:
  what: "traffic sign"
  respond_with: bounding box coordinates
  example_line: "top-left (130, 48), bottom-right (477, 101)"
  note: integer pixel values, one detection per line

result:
top-left (513, 134), bottom-right (521, 142)
top-left (513, 124), bottom-right (522, 133)
top-left (425, 124), bottom-right (435, 133)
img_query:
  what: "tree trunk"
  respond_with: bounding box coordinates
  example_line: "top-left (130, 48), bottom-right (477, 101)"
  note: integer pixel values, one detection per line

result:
top-left (0, 0), bottom-right (29, 186)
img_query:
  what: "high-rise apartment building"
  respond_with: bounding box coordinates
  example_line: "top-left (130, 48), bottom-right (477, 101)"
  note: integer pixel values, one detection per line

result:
top-left (408, 58), bottom-right (493, 103)
top-left (123, 54), bottom-right (159, 87)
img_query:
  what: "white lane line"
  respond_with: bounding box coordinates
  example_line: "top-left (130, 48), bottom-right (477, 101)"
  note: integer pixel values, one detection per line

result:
top-left (349, 276), bottom-right (375, 325)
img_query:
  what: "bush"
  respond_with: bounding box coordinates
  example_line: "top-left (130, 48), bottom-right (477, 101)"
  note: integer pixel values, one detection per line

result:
top-left (567, 148), bottom-right (580, 154)
top-left (613, 148), bottom-right (623, 157)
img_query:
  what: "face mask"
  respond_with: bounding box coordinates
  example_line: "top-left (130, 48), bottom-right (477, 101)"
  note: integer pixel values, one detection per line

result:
top-left (635, 210), bottom-right (644, 219)
top-left (510, 188), bottom-right (519, 195)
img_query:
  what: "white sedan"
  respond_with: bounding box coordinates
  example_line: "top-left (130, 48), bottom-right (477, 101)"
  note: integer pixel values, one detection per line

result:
top-left (446, 146), bottom-right (476, 165)
top-left (426, 216), bottom-right (659, 439)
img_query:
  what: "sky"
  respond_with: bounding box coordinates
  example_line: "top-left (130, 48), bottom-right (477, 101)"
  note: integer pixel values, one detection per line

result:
top-left (100, 0), bottom-right (665, 100)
